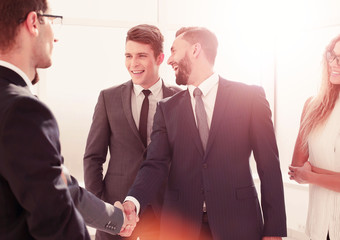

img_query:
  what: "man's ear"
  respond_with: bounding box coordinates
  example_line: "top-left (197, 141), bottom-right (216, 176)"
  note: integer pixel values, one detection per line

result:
top-left (156, 52), bottom-right (165, 65)
top-left (24, 11), bottom-right (39, 37)
top-left (192, 43), bottom-right (202, 58)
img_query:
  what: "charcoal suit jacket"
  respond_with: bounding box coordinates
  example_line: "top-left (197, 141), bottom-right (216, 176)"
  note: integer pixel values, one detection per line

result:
top-left (128, 77), bottom-right (287, 240)
top-left (0, 66), bottom-right (123, 240)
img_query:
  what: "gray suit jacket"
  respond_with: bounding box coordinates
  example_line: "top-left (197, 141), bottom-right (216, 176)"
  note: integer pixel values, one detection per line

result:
top-left (84, 79), bottom-right (181, 210)
top-left (62, 166), bottom-right (124, 235)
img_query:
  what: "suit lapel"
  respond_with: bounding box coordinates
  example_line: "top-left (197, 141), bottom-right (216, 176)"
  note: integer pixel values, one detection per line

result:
top-left (180, 90), bottom-right (205, 156)
top-left (205, 78), bottom-right (231, 157)
top-left (121, 81), bottom-right (142, 144)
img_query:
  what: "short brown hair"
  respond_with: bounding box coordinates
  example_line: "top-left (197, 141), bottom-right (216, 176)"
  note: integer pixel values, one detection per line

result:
top-left (176, 27), bottom-right (218, 65)
top-left (126, 24), bottom-right (164, 58)
top-left (0, 0), bottom-right (48, 52)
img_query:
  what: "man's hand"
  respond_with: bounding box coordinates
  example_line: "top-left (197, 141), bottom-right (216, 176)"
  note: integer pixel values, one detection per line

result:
top-left (116, 201), bottom-right (139, 237)
top-left (289, 161), bottom-right (312, 184)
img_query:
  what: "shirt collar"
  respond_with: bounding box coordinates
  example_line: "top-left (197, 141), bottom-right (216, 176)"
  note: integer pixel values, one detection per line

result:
top-left (188, 72), bottom-right (219, 97)
top-left (0, 60), bottom-right (33, 92)
top-left (133, 78), bottom-right (162, 96)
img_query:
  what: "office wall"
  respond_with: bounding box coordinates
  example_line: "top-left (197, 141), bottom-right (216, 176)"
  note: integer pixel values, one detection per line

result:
top-left (38, 0), bottom-right (340, 238)
top-left (42, 0), bottom-right (273, 179)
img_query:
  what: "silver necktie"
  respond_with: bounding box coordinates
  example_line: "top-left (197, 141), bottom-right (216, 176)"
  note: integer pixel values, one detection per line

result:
top-left (193, 88), bottom-right (209, 151)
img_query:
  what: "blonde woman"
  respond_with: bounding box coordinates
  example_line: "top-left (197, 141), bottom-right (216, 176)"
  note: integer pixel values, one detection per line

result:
top-left (289, 35), bottom-right (340, 240)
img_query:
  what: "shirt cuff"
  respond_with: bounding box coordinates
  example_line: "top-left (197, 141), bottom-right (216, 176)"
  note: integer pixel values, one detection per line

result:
top-left (124, 196), bottom-right (140, 215)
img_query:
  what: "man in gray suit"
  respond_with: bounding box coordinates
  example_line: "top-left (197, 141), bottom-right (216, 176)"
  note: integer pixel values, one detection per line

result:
top-left (84, 24), bottom-right (181, 240)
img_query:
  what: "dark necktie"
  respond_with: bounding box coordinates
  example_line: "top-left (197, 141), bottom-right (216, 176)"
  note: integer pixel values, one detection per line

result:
top-left (139, 89), bottom-right (151, 147)
top-left (193, 88), bottom-right (209, 151)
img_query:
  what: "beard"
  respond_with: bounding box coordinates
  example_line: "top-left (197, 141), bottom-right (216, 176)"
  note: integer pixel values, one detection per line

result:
top-left (175, 54), bottom-right (191, 86)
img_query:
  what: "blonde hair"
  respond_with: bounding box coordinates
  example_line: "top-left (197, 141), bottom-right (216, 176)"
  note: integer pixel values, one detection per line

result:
top-left (300, 34), bottom-right (340, 150)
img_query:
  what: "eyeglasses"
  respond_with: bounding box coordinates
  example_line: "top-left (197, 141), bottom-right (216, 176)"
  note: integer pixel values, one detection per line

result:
top-left (18, 12), bottom-right (63, 26)
top-left (326, 51), bottom-right (340, 65)
top-left (36, 13), bottom-right (63, 26)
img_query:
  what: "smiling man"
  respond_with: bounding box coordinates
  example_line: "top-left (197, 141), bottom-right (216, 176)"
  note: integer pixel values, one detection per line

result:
top-left (83, 24), bottom-right (181, 240)
top-left (124, 26), bottom-right (287, 240)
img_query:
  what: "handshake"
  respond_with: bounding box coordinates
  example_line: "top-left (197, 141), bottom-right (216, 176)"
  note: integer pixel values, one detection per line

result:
top-left (114, 201), bottom-right (139, 237)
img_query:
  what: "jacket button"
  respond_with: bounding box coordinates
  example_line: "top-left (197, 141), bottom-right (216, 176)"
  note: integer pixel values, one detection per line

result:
top-left (203, 163), bottom-right (208, 169)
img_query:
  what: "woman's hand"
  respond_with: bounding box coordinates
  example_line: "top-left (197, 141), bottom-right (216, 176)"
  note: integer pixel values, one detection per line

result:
top-left (289, 161), bottom-right (312, 184)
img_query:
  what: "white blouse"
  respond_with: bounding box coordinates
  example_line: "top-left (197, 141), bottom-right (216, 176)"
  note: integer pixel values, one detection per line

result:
top-left (307, 96), bottom-right (340, 240)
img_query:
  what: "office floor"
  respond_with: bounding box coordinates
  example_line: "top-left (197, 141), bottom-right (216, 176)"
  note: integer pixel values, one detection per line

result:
top-left (89, 235), bottom-right (298, 240)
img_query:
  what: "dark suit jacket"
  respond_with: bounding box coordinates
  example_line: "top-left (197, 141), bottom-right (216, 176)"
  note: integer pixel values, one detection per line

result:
top-left (128, 77), bottom-right (287, 240)
top-left (83, 80), bottom-right (181, 239)
top-left (0, 66), bottom-right (90, 239)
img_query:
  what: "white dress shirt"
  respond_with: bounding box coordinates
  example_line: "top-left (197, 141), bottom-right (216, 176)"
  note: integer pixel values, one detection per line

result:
top-left (187, 72), bottom-right (219, 129)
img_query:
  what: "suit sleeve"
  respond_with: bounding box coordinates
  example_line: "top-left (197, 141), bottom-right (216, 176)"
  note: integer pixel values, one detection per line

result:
top-left (0, 97), bottom-right (90, 240)
top-left (84, 91), bottom-right (110, 198)
top-left (250, 86), bottom-right (287, 236)
top-left (62, 166), bottom-right (124, 235)
top-left (128, 102), bottom-right (171, 210)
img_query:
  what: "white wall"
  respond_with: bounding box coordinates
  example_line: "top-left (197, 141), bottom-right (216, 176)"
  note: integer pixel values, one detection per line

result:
top-left (36, 0), bottom-right (340, 238)
top-left (42, 0), bottom-right (274, 179)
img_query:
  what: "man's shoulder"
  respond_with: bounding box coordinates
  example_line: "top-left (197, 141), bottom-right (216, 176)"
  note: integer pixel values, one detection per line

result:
top-left (160, 88), bottom-right (186, 105)
top-left (164, 84), bottom-right (182, 92)
top-left (0, 82), bottom-right (38, 109)
top-left (0, 84), bottom-right (54, 132)
top-left (102, 80), bottom-right (132, 94)
top-left (161, 79), bottom-right (183, 98)
top-left (219, 77), bottom-right (263, 94)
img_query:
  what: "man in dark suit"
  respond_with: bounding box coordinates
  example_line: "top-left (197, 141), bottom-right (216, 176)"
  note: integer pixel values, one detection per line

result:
top-left (124, 27), bottom-right (287, 240)
top-left (0, 1), bottom-right (127, 239)
top-left (83, 24), bottom-right (181, 240)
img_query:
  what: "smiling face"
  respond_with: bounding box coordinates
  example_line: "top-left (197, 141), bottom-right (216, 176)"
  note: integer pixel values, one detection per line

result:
top-left (329, 41), bottom-right (340, 85)
top-left (125, 40), bottom-right (163, 89)
top-left (167, 35), bottom-right (193, 86)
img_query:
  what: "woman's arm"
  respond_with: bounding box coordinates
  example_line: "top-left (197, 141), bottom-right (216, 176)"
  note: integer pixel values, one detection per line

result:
top-left (291, 98), bottom-right (310, 167)
top-left (289, 98), bottom-right (340, 192)
top-left (289, 98), bottom-right (310, 183)
top-left (290, 162), bottom-right (340, 192)
top-left (309, 165), bottom-right (340, 192)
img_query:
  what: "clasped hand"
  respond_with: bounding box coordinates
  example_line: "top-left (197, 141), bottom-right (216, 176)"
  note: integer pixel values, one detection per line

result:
top-left (288, 161), bottom-right (312, 184)
top-left (113, 201), bottom-right (139, 237)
